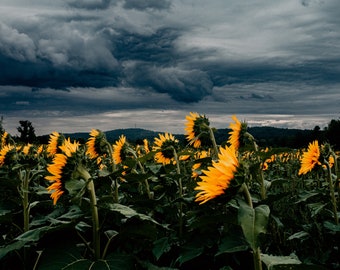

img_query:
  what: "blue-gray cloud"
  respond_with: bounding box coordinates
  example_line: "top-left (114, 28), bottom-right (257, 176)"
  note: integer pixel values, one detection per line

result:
top-left (122, 0), bottom-right (171, 11)
top-left (65, 0), bottom-right (113, 10)
top-left (0, 0), bottom-right (340, 135)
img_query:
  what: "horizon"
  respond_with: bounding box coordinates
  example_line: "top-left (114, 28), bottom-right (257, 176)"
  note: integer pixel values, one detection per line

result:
top-left (2, 112), bottom-right (337, 137)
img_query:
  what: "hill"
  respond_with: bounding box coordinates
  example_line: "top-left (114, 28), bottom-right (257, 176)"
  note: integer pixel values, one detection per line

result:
top-left (37, 126), bottom-right (318, 149)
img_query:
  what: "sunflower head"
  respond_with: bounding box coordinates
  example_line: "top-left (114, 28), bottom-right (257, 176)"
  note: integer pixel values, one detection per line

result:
top-left (185, 112), bottom-right (211, 148)
top-left (21, 143), bottom-right (33, 155)
top-left (298, 140), bottom-right (322, 175)
top-left (194, 145), bottom-right (239, 204)
top-left (113, 135), bottom-right (129, 164)
top-left (153, 133), bottom-right (180, 165)
top-left (136, 138), bottom-right (150, 157)
top-left (86, 129), bottom-right (107, 159)
top-left (1, 131), bottom-right (11, 148)
top-left (0, 144), bottom-right (16, 167)
top-left (45, 138), bottom-right (80, 204)
top-left (227, 115), bottom-right (248, 150)
top-left (47, 132), bottom-right (65, 157)
top-left (143, 139), bottom-right (150, 154)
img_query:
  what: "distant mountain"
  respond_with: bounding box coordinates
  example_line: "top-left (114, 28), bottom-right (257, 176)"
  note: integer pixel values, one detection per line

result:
top-left (59, 128), bottom-right (185, 144)
top-left (40, 126), bottom-right (315, 148)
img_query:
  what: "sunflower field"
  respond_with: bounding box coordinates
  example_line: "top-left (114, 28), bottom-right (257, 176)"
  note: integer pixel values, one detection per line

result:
top-left (0, 113), bottom-right (339, 270)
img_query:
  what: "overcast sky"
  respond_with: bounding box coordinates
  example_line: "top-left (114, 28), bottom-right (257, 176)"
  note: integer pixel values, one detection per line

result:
top-left (1, 0), bottom-right (339, 136)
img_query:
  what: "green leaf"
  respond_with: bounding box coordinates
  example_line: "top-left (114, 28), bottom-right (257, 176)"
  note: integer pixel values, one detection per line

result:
top-left (15, 226), bottom-right (51, 242)
top-left (138, 260), bottom-right (179, 270)
top-left (152, 237), bottom-right (171, 260)
top-left (323, 221), bottom-right (340, 232)
top-left (38, 246), bottom-right (88, 270)
top-left (271, 215), bottom-right (284, 228)
top-left (146, 164), bottom-right (163, 174)
top-left (0, 208), bottom-right (11, 217)
top-left (216, 230), bottom-right (249, 255)
top-left (75, 221), bottom-right (91, 232)
top-left (0, 240), bottom-right (27, 260)
top-left (287, 231), bottom-right (310, 241)
top-left (65, 179), bottom-right (86, 196)
top-left (176, 245), bottom-right (204, 265)
top-left (238, 203), bottom-right (270, 250)
top-left (307, 202), bottom-right (327, 217)
top-left (294, 191), bottom-right (319, 204)
top-left (58, 205), bottom-right (83, 220)
top-left (105, 253), bottom-right (136, 270)
top-left (103, 203), bottom-right (166, 228)
top-left (261, 253), bottom-right (302, 269)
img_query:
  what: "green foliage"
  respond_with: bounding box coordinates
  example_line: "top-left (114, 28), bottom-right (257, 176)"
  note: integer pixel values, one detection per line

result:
top-left (238, 203), bottom-right (270, 250)
top-left (0, 122), bottom-right (339, 270)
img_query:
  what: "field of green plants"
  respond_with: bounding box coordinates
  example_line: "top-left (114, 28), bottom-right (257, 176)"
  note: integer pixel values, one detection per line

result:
top-left (0, 113), bottom-right (339, 270)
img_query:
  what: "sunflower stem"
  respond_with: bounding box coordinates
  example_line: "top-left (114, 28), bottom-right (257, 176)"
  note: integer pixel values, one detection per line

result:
top-left (241, 182), bottom-right (253, 208)
top-left (253, 247), bottom-right (263, 270)
top-left (208, 126), bottom-right (219, 159)
top-left (106, 141), bottom-right (119, 202)
top-left (241, 183), bottom-right (263, 270)
top-left (77, 166), bottom-right (101, 260)
top-left (105, 141), bottom-right (116, 171)
top-left (324, 160), bottom-right (338, 225)
top-left (247, 132), bottom-right (266, 200)
top-left (173, 148), bottom-right (183, 237)
top-left (138, 160), bottom-right (152, 199)
top-left (330, 151), bottom-right (339, 196)
top-left (131, 149), bottom-right (152, 199)
top-left (20, 169), bottom-right (30, 232)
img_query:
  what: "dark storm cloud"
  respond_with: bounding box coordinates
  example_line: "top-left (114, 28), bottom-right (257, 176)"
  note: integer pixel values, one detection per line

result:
top-left (122, 0), bottom-right (171, 11)
top-left (1, 0), bottom-right (340, 135)
top-left (65, 0), bottom-right (113, 10)
top-left (123, 62), bottom-right (213, 102)
top-left (0, 54), bottom-right (120, 89)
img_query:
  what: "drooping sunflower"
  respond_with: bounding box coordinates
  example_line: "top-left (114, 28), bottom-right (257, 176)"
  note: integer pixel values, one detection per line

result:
top-left (227, 115), bottom-right (243, 150)
top-left (195, 145), bottom-right (239, 204)
top-left (112, 135), bottom-right (127, 164)
top-left (191, 150), bottom-right (210, 178)
top-left (45, 138), bottom-right (79, 205)
top-left (298, 140), bottom-right (321, 175)
top-left (86, 129), bottom-right (106, 159)
top-left (153, 133), bottom-right (179, 165)
top-left (0, 144), bottom-right (15, 166)
top-left (136, 138), bottom-right (150, 157)
top-left (184, 112), bottom-right (210, 148)
top-left (1, 131), bottom-right (9, 148)
top-left (47, 131), bottom-right (65, 157)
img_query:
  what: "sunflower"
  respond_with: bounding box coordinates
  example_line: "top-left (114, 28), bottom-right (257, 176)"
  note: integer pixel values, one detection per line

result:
top-left (143, 139), bottom-right (150, 154)
top-left (153, 133), bottom-right (179, 165)
top-left (298, 140), bottom-right (321, 175)
top-left (136, 138), bottom-right (150, 157)
top-left (113, 135), bottom-right (127, 164)
top-left (47, 131), bottom-right (65, 157)
top-left (86, 129), bottom-right (106, 159)
top-left (227, 115), bottom-right (243, 150)
top-left (195, 145), bottom-right (239, 204)
top-left (191, 150), bottom-right (209, 178)
top-left (184, 112), bottom-right (210, 148)
top-left (1, 131), bottom-right (9, 148)
top-left (22, 143), bottom-right (33, 155)
top-left (0, 144), bottom-right (15, 166)
top-left (45, 138), bottom-right (79, 204)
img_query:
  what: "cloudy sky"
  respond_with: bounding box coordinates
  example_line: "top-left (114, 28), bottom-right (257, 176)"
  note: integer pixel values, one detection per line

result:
top-left (1, 0), bottom-right (339, 135)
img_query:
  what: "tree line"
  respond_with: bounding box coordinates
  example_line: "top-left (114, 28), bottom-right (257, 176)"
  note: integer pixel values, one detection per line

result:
top-left (1, 117), bottom-right (340, 150)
